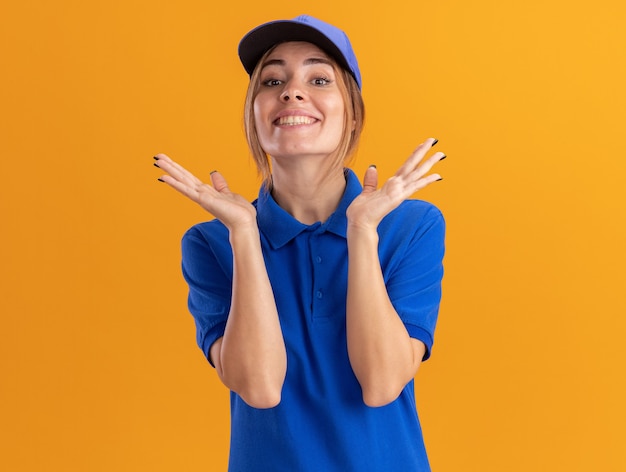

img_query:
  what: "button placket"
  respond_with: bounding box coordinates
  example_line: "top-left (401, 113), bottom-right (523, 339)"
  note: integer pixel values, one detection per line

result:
top-left (310, 232), bottom-right (326, 317)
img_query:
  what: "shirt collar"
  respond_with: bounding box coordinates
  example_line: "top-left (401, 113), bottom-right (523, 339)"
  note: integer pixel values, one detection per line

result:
top-left (256, 168), bottom-right (363, 249)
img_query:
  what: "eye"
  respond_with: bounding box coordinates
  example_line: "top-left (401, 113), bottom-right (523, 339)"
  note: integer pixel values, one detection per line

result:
top-left (262, 79), bottom-right (282, 87)
top-left (312, 77), bottom-right (331, 86)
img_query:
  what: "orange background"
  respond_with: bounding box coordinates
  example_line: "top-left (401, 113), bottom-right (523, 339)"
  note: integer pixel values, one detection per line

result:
top-left (1, 1), bottom-right (625, 471)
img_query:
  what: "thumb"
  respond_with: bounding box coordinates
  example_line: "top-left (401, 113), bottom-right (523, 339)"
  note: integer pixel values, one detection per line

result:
top-left (362, 165), bottom-right (378, 194)
top-left (209, 170), bottom-right (230, 193)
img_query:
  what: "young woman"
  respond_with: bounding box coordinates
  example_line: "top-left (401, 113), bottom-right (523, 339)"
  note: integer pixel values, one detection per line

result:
top-left (154, 15), bottom-right (446, 471)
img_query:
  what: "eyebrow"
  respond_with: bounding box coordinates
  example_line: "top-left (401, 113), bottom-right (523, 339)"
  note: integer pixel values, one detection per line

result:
top-left (260, 57), bottom-right (334, 70)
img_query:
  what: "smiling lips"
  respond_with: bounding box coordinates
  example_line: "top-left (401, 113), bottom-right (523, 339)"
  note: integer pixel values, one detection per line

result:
top-left (275, 115), bottom-right (317, 126)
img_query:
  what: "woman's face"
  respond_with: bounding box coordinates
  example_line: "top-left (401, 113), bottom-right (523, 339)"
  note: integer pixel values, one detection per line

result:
top-left (253, 41), bottom-right (346, 162)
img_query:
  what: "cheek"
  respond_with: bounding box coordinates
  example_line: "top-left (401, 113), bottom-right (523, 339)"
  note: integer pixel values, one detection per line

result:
top-left (252, 99), bottom-right (269, 138)
top-left (323, 97), bottom-right (347, 137)
top-left (252, 99), bottom-right (263, 126)
top-left (324, 94), bottom-right (346, 122)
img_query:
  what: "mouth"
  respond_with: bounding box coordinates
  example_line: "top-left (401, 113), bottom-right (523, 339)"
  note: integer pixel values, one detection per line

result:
top-left (274, 115), bottom-right (318, 126)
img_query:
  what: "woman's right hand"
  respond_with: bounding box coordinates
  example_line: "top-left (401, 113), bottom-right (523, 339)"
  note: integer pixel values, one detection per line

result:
top-left (153, 153), bottom-right (257, 231)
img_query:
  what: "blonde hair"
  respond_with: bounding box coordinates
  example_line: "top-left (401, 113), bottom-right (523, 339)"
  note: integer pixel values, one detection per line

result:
top-left (243, 45), bottom-right (365, 187)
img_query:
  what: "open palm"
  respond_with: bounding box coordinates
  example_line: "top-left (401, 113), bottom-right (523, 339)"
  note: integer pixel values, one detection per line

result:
top-left (154, 154), bottom-right (257, 231)
top-left (346, 138), bottom-right (445, 231)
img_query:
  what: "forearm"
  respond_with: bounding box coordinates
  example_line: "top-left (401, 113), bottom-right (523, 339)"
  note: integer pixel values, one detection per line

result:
top-left (216, 225), bottom-right (286, 408)
top-left (346, 226), bottom-right (424, 407)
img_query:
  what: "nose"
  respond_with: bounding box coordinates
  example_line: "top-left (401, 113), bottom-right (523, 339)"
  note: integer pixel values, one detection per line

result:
top-left (280, 81), bottom-right (305, 102)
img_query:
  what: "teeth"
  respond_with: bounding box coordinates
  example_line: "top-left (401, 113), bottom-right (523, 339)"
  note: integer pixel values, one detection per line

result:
top-left (277, 115), bottom-right (316, 125)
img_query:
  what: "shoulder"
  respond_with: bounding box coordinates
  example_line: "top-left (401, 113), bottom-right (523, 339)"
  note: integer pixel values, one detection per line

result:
top-left (183, 219), bottom-right (227, 241)
top-left (181, 219), bottom-right (231, 259)
top-left (379, 200), bottom-right (445, 239)
top-left (396, 199), bottom-right (443, 220)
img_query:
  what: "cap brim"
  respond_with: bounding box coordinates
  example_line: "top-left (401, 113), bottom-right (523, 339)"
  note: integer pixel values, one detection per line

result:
top-left (238, 20), bottom-right (352, 78)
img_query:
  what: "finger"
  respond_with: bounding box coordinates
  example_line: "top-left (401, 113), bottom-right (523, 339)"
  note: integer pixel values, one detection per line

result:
top-left (154, 155), bottom-right (203, 187)
top-left (361, 165), bottom-right (378, 194)
top-left (154, 157), bottom-right (192, 179)
top-left (153, 153), bottom-right (170, 161)
top-left (406, 152), bottom-right (446, 180)
top-left (209, 171), bottom-right (231, 193)
top-left (407, 151), bottom-right (446, 181)
top-left (404, 173), bottom-right (443, 195)
top-left (161, 172), bottom-right (225, 206)
top-left (157, 174), bottom-right (202, 200)
top-left (396, 138), bottom-right (439, 177)
top-left (154, 153), bottom-right (185, 171)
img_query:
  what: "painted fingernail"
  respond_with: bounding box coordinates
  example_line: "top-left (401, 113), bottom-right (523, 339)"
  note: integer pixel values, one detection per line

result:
top-left (157, 177), bottom-right (165, 182)
top-left (439, 154), bottom-right (447, 161)
top-left (153, 155), bottom-right (160, 160)
top-left (369, 164), bottom-right (377, 169)
top-left (153, 162), bottom-right (160, 168)
top-left (210, 170), bottom-right (217, 175)
top-left (436, 177), bottom-right (443, 181)
top-left (431, 138), bottom-right (439, 147)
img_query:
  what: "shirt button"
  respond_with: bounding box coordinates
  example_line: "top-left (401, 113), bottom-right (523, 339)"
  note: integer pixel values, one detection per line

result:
top-left (316, 290), bottom-right (323, 299)
top-left (315, 256), bottom-right (322, 263)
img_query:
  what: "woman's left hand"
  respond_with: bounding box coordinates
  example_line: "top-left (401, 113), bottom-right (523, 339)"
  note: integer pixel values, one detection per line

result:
top-left (346, 138), bottom-right (445, 231)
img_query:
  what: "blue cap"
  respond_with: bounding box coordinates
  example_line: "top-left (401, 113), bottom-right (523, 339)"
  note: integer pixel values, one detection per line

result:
top-left (238, 15), bottom-right (362, 90)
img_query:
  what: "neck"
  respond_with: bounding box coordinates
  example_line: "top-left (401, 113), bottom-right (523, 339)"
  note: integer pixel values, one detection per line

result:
top-left (269, 157), bottom-right (347, 225)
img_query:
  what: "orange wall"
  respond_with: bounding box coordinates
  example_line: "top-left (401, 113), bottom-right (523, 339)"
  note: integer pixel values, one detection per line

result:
top-left (1, 1), bottom-right (625, 470)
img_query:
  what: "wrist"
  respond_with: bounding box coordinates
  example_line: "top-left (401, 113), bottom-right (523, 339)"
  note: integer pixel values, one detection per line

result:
top-left (346, 222), bottom-right (379, 244)
top-left (228, 222), bottom-right (260, 244)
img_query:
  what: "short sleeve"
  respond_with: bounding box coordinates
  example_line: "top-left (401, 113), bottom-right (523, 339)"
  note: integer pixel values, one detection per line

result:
top-left (379, 203), bottom-right (446, 361)
top-left (181, 223), bottom-right (233, 366)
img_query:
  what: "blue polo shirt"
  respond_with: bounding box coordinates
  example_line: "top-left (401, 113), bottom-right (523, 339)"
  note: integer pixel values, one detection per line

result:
top-left (181, 169), bottom-right (445, 471)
